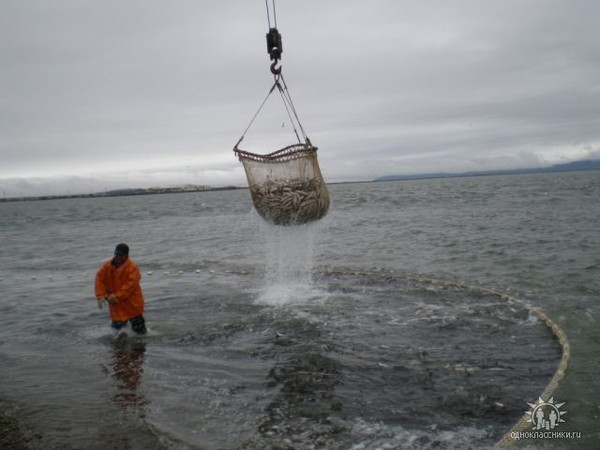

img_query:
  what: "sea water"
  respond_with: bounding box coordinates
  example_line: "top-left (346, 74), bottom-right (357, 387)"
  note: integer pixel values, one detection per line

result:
top-left (0, 172), bottom-right (598, 449)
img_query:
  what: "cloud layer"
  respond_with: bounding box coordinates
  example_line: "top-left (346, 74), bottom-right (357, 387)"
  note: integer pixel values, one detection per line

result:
top-left (2, 0), bottom-right (599, 196)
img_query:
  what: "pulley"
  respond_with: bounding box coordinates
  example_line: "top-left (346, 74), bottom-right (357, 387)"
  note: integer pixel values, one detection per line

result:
top-left (266, 28), bottom-right (282, 75)
top-left (266, 28), bottom-right (283, 62)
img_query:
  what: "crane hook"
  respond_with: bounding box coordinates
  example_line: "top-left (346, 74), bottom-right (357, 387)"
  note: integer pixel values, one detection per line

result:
top-left (270, 60), bottom-right (282, 75)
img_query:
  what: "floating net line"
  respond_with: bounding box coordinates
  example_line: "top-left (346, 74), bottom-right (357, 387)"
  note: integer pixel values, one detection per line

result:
top-left (307, 268), bottom-right (569, 448)
top-left (396, 274), bottom-right (570, 448)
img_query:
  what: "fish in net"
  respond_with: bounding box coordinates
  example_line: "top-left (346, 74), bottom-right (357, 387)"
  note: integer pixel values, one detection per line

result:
top-left (234, 141), bottom-right (330, 226)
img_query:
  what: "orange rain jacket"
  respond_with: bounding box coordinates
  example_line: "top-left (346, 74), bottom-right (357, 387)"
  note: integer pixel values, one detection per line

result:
top-left (95, 258), bottom-right (145, 322)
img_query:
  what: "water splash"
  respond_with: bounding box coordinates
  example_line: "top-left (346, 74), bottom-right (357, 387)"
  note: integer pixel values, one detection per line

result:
top-left (256, 221), bottom-right (326, 305)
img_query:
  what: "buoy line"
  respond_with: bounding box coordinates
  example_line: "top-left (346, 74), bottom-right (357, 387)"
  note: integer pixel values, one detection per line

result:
top-left (326, 268), bottom-right (569, 449)
top-left (399, 274), bottom-right (569, 448)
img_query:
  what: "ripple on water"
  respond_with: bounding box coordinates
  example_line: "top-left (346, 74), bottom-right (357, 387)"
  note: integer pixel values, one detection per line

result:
top-left (137, 271), bottom-right (562, 449)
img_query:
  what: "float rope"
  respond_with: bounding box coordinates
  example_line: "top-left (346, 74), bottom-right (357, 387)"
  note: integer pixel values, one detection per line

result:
top-left (311, 268), bottom-right (570, 447)
top-left (397, 273), bottom-right (569, 448)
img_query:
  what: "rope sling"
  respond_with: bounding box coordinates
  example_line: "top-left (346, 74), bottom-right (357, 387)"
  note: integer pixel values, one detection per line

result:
top-left (233, 0), bottom-right (330, 226)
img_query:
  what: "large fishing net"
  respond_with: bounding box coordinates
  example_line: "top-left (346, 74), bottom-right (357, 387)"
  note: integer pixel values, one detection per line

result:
top-left (233, 21), bottom-right (329, 226)
top-left (234, 141), bottom-right (330, 226)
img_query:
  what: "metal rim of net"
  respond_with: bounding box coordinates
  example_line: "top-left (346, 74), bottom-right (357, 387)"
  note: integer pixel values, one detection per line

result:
top-left (234, 142), bottom-right (318, 164)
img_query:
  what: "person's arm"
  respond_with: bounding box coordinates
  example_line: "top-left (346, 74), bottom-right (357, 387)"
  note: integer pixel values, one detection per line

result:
top-left (95, 263), bottom-right (108, 298)
top-left (95, 263), bottom-right (108, 308)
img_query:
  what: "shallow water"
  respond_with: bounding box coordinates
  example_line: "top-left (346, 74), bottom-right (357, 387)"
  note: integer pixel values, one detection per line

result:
top-left (0, 172), bottom-right (598, 449)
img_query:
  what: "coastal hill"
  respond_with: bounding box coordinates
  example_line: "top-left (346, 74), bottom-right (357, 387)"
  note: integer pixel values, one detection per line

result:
top-left (374, 159), bottom-right (600, 182)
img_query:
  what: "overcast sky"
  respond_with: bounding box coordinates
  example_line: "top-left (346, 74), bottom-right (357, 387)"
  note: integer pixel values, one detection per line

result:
top-left (2, 0), bottom-right (600, 196)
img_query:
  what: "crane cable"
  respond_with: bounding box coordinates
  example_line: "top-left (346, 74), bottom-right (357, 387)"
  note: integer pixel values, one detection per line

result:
top-left (265, 0), bottom-right (278, 29)
top-left (235, 0), bottom-right (309, 149)
top-left (235, 75), bottom-right (307, 149)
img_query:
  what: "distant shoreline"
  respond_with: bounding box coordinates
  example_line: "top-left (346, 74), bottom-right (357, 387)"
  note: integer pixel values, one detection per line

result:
top-left (0, 185), bottom-right (241, 203)
top-left (1, 160), bottom-right (598, 203)
top-left (374, 159), bottom-right (600, 182)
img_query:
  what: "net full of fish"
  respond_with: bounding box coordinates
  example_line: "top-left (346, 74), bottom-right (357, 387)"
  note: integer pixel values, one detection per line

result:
top-left (249, 178), bottom-right (329, 226)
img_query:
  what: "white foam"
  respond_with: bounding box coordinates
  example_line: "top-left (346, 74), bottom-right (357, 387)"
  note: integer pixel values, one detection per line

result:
top-left (349, 418), bottom-right (492, 450)
top-left (256, 281), bottom-right (329, 306)
top-left (80, 324), bottom-right (115, 340)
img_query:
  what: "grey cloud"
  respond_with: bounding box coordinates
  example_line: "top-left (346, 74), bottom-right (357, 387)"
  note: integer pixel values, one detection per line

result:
top-left (2, 1), bottom-right (600, 196)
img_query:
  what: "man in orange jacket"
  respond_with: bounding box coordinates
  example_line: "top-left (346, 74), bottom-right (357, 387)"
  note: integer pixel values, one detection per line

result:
top-left (95, 243), bottom-right (147, 334)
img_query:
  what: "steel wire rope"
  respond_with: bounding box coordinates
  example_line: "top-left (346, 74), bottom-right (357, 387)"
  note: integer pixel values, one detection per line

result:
top-left (276, 83), bottom-right (302, 143)
top-left (234, 77), bottom-right (307, 148)
top-left (265, 0), bottom-right (278, 29)
top-left (235, 82), bottom-right (278, 147)
top-left (277, 73), bottom-right (310, 144)
top-left (237, 0), bottom-right (311, 148)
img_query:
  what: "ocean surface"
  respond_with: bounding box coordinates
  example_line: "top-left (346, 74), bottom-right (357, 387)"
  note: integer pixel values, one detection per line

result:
top-left (0, 172), bottom-right (598, 450)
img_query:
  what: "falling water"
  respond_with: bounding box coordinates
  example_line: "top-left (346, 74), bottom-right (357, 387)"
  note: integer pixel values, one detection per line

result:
top-left (257, 221), bottom-right (327, 305)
